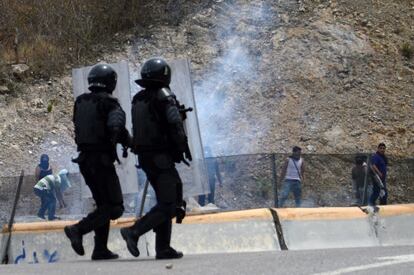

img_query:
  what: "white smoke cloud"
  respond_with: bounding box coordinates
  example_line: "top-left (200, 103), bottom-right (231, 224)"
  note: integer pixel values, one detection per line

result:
top-left (194, 2), bottom-right (274, 156)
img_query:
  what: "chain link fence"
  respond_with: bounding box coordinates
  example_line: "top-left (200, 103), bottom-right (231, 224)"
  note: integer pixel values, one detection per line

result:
top-left (210, 153), bottom-right (414, 210)
top-left (0, 153), bottom-right (413, 226)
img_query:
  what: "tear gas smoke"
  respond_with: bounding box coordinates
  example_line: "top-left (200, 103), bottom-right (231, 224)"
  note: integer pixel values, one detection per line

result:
top-left (194, 2), bottom-right (275, 156)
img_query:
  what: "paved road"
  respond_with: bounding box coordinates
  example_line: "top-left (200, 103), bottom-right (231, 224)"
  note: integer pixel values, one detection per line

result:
top-left (1, 245), bottom-right (413, 275)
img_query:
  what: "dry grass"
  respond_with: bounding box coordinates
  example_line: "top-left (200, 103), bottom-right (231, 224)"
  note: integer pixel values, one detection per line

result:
top-left (0, 0), bottom-right (155, 78)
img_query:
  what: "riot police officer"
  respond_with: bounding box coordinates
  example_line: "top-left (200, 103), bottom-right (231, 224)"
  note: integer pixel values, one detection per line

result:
top-left (121, 58), bottom-right (191, 260)
top-left (65, 63), bottom-right (130, 260)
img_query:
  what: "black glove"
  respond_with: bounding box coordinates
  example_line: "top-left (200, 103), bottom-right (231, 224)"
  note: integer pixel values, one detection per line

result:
top-left (176, 200), bottom-right (187, 224)
top-left (171, 150), bottom-right (190, 166)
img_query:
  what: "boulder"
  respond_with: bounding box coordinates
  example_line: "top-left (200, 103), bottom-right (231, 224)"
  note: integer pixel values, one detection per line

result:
top-left (11, 64), bottom-right (30, 79)
top-left (0, 86), bottom-right (9, 94)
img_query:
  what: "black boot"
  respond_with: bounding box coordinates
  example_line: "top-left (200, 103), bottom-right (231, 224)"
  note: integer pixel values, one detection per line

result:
top-left (91, 248), bottom-right (119, 260)
top-left (154, 220), bottom-right (181, 260)
top-left (121, 209), bottom-right (169, 257)
top-left (64, 225), bottom-right (85, 256)
top-left (156, 247), bottom-right (183, 260)
top-left (91, 236), bottom-right (119, 260)
top-left (120, 227), bottom-right (140, 257)
top-left (155, 219), bottom-right (172, 253)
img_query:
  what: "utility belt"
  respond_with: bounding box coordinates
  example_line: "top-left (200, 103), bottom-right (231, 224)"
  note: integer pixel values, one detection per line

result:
top-left (76, 143), bottom-right (114, 152)
top-left (73, 144), bottom-right (119, 164)
top-left (132, 144), bottom-right (170, 154)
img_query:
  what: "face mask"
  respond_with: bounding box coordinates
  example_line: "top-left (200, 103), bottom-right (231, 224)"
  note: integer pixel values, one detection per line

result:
top-left (40, 155), bottom-right (49, 169)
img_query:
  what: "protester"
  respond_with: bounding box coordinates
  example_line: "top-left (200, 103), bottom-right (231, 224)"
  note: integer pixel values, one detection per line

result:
top-left (35, 154), bottom-right (53, 181)
top-left (351, 155), bottom-right (368, 205)
top-left (33, 169), bottom-right (71, 220)
top-left (278, 146), bottom-right (305, 207)
top-left (369, 143), bottom-right (388, 206)
top-left (198, 146), bottom-right (222, 206)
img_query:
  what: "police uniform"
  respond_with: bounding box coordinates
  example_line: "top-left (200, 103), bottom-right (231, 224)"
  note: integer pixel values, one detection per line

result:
top-left (65, 64), bottom-right (129, 260)
top-left (121, 58), bottom-right (190, 260)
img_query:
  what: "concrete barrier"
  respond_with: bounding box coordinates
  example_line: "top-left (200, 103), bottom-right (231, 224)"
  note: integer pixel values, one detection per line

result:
top-left (375, 204), bottom-right (414, 246)
top-left (168, 208), bottom-right (280, 255)
top-left (1, 218), bottom-right (146, 264)
top-left (2, 204), bottom-right (414, 264)
top-left (1, 209), bottom-right (279, 263)
top-left (274, 207), bottom-right (379, 250)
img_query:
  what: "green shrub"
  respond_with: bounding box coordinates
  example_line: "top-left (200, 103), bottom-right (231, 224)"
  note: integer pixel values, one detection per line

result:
top-left (47, 100), bottom-right (54, 113)
top-left (401, 42), bottom-right (413, 59)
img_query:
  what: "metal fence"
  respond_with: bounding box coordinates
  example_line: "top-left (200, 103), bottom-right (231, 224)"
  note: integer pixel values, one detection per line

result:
top-left (0, 153), bottom-right (413, 226)
top-left (210, 153), bottom-right (414, 210)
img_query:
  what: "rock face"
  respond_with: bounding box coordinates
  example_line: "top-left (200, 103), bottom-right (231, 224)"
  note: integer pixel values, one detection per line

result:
top-left (0, 76), bottom-right (76, 177)
top-left (124, 0), bottom-right (413, 156)
top-left (0, 1), bottom-right (412, 210)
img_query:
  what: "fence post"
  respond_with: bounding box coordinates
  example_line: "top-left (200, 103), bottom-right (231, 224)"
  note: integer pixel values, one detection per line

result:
top-left (1, 170), bottom-right (24, 264)
top-left (271, 153), bottom-right (278, 207)
top-left (362, 153), bottom-right (371, 205)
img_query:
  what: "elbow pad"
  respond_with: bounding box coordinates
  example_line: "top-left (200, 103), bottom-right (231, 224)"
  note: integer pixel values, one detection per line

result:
top-left (165, 98), bottom-right (182, 124)
top-left (107, 106), bottom-right (126, 129)
top-left (107, 106), bottom-right (127, 144)
top-left (164, 98), bottom-right (188, 147)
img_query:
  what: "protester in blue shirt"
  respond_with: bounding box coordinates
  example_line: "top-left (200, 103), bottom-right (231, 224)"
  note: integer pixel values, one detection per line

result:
top-left (369, 143), bottom-right (388, 205)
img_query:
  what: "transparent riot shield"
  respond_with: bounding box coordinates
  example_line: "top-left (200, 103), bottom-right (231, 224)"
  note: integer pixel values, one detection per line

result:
top-left (72, 61), bottom-right (138, 198)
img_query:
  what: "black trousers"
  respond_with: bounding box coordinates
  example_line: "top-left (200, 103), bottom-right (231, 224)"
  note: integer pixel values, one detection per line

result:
top-left (369, 182), bottom-right (388, 206)
top-left (132, 152), bottom-right (183, 252)
top-left (75, 152), bottom-right (124, 251)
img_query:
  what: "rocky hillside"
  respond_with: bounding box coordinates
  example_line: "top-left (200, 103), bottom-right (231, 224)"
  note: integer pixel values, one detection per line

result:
top-left (0, 0), bottom-right (413, 177)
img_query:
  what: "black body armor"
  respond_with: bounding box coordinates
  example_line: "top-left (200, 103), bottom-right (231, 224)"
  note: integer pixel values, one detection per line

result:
top-left (73, 92), bottom-right (127, 152)
top-left (131, 87), bottom-right (187, 154)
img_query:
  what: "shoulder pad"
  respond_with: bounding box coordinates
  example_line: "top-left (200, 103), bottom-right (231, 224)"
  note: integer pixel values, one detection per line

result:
top-left (75, 93), bottom-right (90, 102)
top-left (132, 90), bottom-right (147, 104)
top-left (105, 94), bottom-right (119, 104)
top-left (156, 87), bottom-right (175, 101)
top-left (98, 93), bottom-right (119, 106)
top-left (96, 92), bottom-right (115, 100)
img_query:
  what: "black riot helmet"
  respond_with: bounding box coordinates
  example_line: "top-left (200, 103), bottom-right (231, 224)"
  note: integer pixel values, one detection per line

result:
top-left (87, 64), bottom-right (117, 93)
top-left (135, 58), bottom-right (171, 88)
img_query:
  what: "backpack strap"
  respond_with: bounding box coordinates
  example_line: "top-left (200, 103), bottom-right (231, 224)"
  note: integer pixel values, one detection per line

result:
top-left (291, 157), bottom-right (302, 181)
